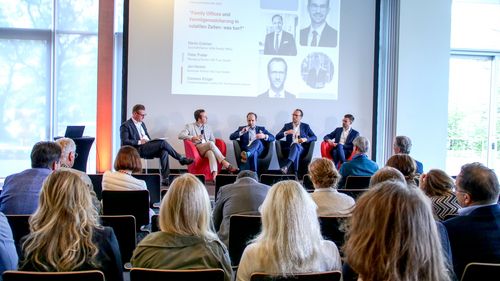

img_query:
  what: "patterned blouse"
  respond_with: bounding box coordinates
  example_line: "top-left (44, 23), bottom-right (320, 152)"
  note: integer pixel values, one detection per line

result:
top-left (430, 192), bottom-right (461, 221)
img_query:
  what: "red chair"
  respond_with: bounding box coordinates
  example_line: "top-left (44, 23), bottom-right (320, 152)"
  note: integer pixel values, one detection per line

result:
top-left (320, 141), bottom-right (355, 169)
top-left (183, 138), bottom-right (227, 181)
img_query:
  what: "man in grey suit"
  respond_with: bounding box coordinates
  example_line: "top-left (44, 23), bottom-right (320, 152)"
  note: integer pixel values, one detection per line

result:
top-left (213, 170), bottom-right (270, 246)
top-left (0, 141), bottom-right (61, 214)
top-left (300, 0), bottom-right (338, 48)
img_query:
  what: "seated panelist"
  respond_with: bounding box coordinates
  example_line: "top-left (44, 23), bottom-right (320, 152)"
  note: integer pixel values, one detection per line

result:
top-left (276, 109), bottom-right (317, 174)
top-left (229, 112), bottom-right (275, 172)
top-left (323, 114), bottom-right (359, 166)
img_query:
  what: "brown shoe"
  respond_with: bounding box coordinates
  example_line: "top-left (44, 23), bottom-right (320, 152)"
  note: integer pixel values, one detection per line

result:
top-left (240, 151), bottom-right (248, 163)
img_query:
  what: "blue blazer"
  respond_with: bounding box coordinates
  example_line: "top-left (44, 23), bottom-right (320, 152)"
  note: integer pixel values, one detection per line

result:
top-left (323, 127), bottom-right (359, 151)
top-left (229, 126), bottom-right (275, 150)
top-left (276, 122), bottom-right (317, 145)
top-left (120, 118), bottom-right (151, 148)
top-left (444, 204), bottom-right (500, 278)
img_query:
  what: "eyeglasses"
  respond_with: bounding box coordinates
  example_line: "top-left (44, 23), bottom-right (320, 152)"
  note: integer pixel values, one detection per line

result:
top-left (455, 189), bottom-right (468, 195)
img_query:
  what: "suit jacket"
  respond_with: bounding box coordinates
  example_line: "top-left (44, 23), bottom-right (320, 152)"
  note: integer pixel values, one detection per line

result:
top-left (323, 127), bottom-right (359, 151)
top-left (306, 67), bottom-right (330, 88)
top-left (229, 126), bottom-right (275, 151)
top-left (444, 204), bottom-right (500, 278)
top-left (263, 31), bottom-right (297, 56)
top-left (213, 177), bottom-right (270, 246)
top-left (120, 118), bottom-right (151, 147)
top-left (338, 154), bottom-right (379, 188)
top-left (178, 122), bottom-right (215, 143)
top-left (276, 122), bottom-right (317, 146)
top-left (300, 23), bottom-right (338, 47)
top-left (257, 90), bottom-right (295, 98)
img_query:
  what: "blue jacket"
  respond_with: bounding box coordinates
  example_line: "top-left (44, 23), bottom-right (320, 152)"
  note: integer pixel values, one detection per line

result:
top-left (323, 127), bottom-right (359, 151)
top-left (0, 212), bottom-right (18, 277)
top-left (229, 126), bottom-right (275, 151)
top-left (338, 154), bottom-right (378, 188)
top-left (276, 122), bottom-right (317, 145)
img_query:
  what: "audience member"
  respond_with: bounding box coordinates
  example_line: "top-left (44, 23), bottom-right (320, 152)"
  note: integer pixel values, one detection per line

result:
top-left (343, 181), bottom-right (452, 281)
top-left (20, 170), bottom-right (123, 281)
top-left (420, 169), bottom-right (460, 221)
top-left (55, 137), bottom-right (100, 212)
top-left (369, 166), bottom-right (405, 187)
top-left (120, 104), bottom-right (193, 185)
top-left (386, 154), bottom-right (418, 185)
top-left (338, 136), bottom-right (378, 188)
top-left (131, 174), bottom-right (232, 281)
top-left (179, 109), bottom-right (238, 178)
top-left (102, 146), bottom-right (147, 191)
top-left (323, 114), bottom-right (359, 167)
top-left (0, 141), bottom-right (61, 215)
top-left (229, 112), bottom-right (275, 172)
top-left (213, 170), bottom-right (270, 246)
top-left (236, 180), bottom-right (341, 281)
top-left (276, 109), bottom-right (317, 175)
top-left (0, 212), bottom-right (18, 278)
top-left (308, 158), bottom-right (354, 216)
top-left (393, 135), bottom-right (424, 174)
top-left (444, 162), bottom-right (500, 279)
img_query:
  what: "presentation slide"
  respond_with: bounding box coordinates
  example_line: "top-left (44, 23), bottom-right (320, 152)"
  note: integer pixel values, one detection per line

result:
top-left (171, 0), bottom-right (341, 100)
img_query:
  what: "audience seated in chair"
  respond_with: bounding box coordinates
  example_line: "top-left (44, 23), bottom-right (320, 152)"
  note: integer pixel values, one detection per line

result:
top-left (393, 135), bottom-right (424, 174)
top-left (343, 181), bottom-right (454, 281)
top-left (419, 169), bottom-right (461, 221)
top-left (385, 154), bottom-right (418, 185)
top-left (236, 180), bottom-right (341, 281)
top-left (131, 174), bottom-right (233, 281)
top-left (368, 166), bottom-right (405, 187)
top-left (103, 146), bottom-right (148, 191)
top-left (19, 170), bottom-right (123, 281)
top-left (444, 162), bottom-right (500, 279)
top-left (338, 136), bottom-right (378, 188)
top-left (308, 158), bottom-right (354, 216)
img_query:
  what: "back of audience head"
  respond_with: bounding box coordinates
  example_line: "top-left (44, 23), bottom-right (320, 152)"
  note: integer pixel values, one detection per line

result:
top-left (393, 135), bottom-right (412, 154)
top-left (160, 173), bottom-right (216, 239)
top-left (386, 154), bottom-right (417, 184)
top-left (420, 169), bottom-right (455, 197)
top-left (31, 141), bottom-right (61, 169)
top-left (22, 170), bottom-right (99, 271)
top-left (344, 180), bottom-right (450, 281)
top-left (257, 180), bottom-right (324, 274)
top-left (236, 170), bottom-right (258, 181)
top-left (353, 136), bottom-right (369, 154)
top-left (456, 162), bottom-right (499, 206)
top-left (55, 138), bottom-right (76, 168)
top-left (308, 158), bottom-right (341, 189)
top-left (369, 166), bottom-right (405, 187)
top-left (114, 145), bottom-right (142, 173)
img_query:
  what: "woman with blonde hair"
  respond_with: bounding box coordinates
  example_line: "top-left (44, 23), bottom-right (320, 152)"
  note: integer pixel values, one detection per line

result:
top-left (102, 145), bottom-right (146, 191)
top-left (369, 166), bottom-right (406, 187)
top-left (236, 180), bottom-right (341, 281)
top-left (343, 181), bottom-right (452, 281)
top-left (308, 158), bottom-right (354, 216)
top-left (386, 154), bottom-right (418, 185)
top-left (20, 170), bottom-right (123, 281)
top-left (420, 169), bottom-right (460, 220)
top-left (131, 173), bottom-right (232, 281)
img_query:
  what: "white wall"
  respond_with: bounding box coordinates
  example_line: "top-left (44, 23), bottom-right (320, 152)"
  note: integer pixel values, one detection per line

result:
top-left (396, 0), bottom-right (451, 171)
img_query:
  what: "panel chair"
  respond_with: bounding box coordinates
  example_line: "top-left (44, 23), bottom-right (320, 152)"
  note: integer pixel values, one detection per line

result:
top-left (320, 142), bottom-right (356, 169)
top-left (337, 189), bottom-right (369, 200)
top-left (259, 174), bottom-right (297, 186)
top-left (233, 140), bottom-right (274, 174)
top-left (460, 262), bottom-right (500, 281)
top-left (344, 176), bottom-right (371, 189)
top-left (88, 174), bottom-right (103, 200)
top-left (250, 271), bottom-right (342, 281)
top-left (318, 216), bottom-right (348, 253)
top-left (302, 174), bottom-right (315, 192)
top-left (130, 268), bottom-right (225, 281)
top-left (275, 141), bottom-right (315, 179)
top-left (102, 190), bottom-right (150, 232)
top-left (214, 174), bottom-right (238, 201)
top-left (100, 215), bottom-right (136, 265)
top-left (183, 138), bottom-right (227, 182)
top-left (5, 214), bottom-right (30, 256)
top-left (2, 270), bottom-right (105, 281)
top-left (132, 173), bottom-right (161, 207)
top-left (228, 215), bottom-right (262, 266)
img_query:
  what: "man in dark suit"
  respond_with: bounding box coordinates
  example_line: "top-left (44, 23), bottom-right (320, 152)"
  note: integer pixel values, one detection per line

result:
top-left (300, 0), bottom-right (337, 48)
top-left (263, 14), bottom-right (297, 56)
top-left (444, 162), bottom-right (500, 279)
top-left (276, 109), bottom-right (317, 174)
top-left (120, 104), bottom-right (193, 185)
top-left (229, 112), bottom-right (275, 172)
top-left (257, 57), bottom-right (295, 98)
top-left (393, 135), bottom-right (424, 174)
top-left (323, 114), bottom-right (359, 167)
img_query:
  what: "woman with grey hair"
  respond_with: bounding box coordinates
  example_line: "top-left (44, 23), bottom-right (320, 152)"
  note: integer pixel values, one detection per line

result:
top-left (236, 180), bottom-right (341, 281)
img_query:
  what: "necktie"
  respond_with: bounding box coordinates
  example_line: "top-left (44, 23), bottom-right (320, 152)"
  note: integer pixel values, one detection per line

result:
top-left (311, 31), bottom-right (318, 47)
top-left (275, 33), bottom-right (279, 50)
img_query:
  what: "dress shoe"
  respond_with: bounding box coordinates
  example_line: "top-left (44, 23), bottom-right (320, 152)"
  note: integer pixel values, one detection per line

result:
top-left (240, 151), bottom-right (248, 163)
top-left (226, 165), bottom-right (239, 174)
top-left (179, 157), bottom-right (194, 165)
